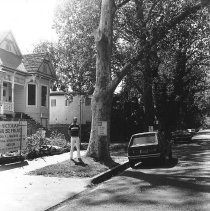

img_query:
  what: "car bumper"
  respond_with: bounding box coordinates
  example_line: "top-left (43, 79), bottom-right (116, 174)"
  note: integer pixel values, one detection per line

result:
top-left (128, 153), bottom-right (161, 160)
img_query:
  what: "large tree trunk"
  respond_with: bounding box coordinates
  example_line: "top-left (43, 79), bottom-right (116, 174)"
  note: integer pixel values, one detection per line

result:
top-left (86, 90), bottom-right (113, 159)
top-left (143, 56), bottom-right (155, 130)
top-left (86, 0), bottom-right (116, 160)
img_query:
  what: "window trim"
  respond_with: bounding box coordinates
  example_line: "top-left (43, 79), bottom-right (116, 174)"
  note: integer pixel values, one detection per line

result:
top-left (41, 85), bottom-right (48, 107)
top-left (27, 83), bottom-right (37, 107)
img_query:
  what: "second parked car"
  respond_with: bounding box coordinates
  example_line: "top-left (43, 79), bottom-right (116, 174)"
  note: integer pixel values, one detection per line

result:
top-left (171, 129), bottom-right (194, 143)
top-left (191, 129), bottom-right (210, 141)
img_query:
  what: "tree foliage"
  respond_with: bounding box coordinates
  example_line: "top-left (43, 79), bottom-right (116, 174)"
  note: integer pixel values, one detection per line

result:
top-left (34, 0), bottom-right (210, 159)
top-left (115, 0), bottom-right (210, 130)
top-left (154, 9), bottom-right (210, 130)
top-left (53, 0), bottom-right (101, 94)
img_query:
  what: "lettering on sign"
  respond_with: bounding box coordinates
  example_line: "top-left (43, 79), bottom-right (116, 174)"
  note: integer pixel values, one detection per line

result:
top-left (0, 121), bottom-right (27, 154)
top-left (97, 121), bottom-right (107, 136)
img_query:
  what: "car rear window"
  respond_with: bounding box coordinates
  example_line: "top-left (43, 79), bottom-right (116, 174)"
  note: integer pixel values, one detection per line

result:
top-left (131, 134), bottom-right (158, 146)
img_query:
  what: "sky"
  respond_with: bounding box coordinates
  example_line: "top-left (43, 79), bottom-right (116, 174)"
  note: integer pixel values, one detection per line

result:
top-left (0, 0), bottom-right (59, 54)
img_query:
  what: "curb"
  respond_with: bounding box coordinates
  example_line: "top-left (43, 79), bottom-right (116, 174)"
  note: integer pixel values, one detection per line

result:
top-left (45, 161), bottom-right (130, 211)
top-left (90, 160), bottom-right (130, 185)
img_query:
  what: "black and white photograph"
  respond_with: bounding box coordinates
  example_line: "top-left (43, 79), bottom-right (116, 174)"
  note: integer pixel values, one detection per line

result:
top-left (0, 0), bottom-right (209, 210)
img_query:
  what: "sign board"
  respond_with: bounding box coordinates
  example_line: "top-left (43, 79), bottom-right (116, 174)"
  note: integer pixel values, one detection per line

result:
top-left (0, 121), bottom-right (27, 154)
top-left (97, 121), bottom-right (107, 136)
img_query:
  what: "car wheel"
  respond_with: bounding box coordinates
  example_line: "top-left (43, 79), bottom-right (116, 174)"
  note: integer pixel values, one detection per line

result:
top-left (129, 160), bottom-right (136, 169)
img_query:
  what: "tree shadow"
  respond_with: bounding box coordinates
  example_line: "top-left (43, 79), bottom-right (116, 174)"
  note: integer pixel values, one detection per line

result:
top-left (100, 157), bottom-right (121, 169)
top-left (134, 157), bottom-right (178, 169)
top-left (0, 160), bottom-right (29, 171)
top-left (90, 156), bottom-right (121, 169)
top-left (68, 141), bottom-right (210, 210)
top-left (71, 158), bottom-right (88, 167)
top-left (122, 170), bottom-right (210, 193)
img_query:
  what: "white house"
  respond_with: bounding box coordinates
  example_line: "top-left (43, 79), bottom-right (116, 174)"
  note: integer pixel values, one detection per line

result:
top-left (0, 31), bottom-right (56, 128)
top-left (49, 91), bottom-right (92, 125)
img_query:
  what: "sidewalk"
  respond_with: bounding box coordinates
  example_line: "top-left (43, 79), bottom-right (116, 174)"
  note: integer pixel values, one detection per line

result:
top-left (0, 151), bottom-right (89, 211)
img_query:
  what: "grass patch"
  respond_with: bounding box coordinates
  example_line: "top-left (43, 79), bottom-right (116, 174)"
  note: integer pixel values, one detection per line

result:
top-left (28, 157), bottom-right (110, 178)
top-left (28, 143), bottom-right (128, 178)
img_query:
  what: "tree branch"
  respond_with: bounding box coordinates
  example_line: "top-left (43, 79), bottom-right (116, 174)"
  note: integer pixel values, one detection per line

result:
top-left (130, 77), bottom-right (142, 94)
top-left (134, 0), bottom-right (144, 24)
top-left (145, 0), bottom-right (160, 24)
top-left (108, 0), bottom-right (210, 93)
top-left (150, 1), bottom-right (210, 46)
top-left (117, 0), bottom-right (131, 9)
top-left (109, 62), bottom-right (131, 92)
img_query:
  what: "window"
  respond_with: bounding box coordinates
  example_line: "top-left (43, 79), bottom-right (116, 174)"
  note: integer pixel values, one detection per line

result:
top-left (28, 84), bottom-right (36, 106)
top-left (3, 82), bottom-right (12, 102)
top-left (85, 97), bottom-right (91, 106)
top-left (51, 99), bottom-right (56, 107)
top-left (131, 133), bottom-right (158, 146)
top-left (41, 86), bottom-right (47, 106)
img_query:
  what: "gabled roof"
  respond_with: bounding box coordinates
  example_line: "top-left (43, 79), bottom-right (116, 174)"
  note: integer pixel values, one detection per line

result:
top-left (0, 31), bottom-right (56, 79)
top-left (23, 53), bottom-right (56, 79)
top-left (0, 48), bottom-right (26, 72)
top-left (0, 30), bottom-right (22, 57)
top-left (23, 53), bottom-right (46, 73)
top-left (0, 31), bottom-right (9, 41)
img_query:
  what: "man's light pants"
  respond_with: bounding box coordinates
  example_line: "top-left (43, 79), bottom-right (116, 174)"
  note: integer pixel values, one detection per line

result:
top-left (70, 136), bottom-right (81, 159)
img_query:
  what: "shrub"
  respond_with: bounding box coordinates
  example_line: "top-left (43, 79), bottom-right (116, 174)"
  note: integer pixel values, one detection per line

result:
top-left (26, 128), bottom-right (50, 153)
top-left (47, 131), bottom-right (67, 148)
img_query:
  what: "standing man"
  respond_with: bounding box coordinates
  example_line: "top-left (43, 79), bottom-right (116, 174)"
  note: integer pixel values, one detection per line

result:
top-left (68, 117), bottom-right (81, 160)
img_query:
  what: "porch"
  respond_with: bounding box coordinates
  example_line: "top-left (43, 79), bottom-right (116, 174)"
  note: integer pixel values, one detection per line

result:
top-left (0, 73), bottom-right (25, 115)
top-left (0, 101), bottom-right (14, 115)
top-left (0, 81), bottom-right (14, 115)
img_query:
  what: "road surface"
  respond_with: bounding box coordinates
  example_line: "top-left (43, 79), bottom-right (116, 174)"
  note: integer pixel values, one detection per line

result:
top-left (54, 140), bottom-right (210, 211)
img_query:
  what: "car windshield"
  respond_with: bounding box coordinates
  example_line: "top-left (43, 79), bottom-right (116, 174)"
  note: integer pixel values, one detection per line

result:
top-left (131, 134), bottom-right (158, 146)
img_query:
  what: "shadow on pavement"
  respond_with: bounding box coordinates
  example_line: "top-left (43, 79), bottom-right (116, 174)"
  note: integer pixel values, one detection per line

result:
top-left (0, 160), bottom-right (29, 171)
top-left (122, 170), bottom-right (210, 193)
top-left (134, 157), bottom-right (178, 169)
top-left (92, 156), bottom-right (121, 169)
top-left (66, 141), bottom-right (210, 210)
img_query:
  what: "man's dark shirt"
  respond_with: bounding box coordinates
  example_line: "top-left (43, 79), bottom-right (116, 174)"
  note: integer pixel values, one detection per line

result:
top-left (69, 123), bottom-right (80, 137)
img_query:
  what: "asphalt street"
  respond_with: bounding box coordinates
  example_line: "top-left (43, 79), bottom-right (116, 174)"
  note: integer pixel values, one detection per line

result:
top-left (54, 140), bottom-right (210, 211)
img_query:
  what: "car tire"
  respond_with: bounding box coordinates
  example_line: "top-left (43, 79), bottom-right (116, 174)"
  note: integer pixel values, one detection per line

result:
top-left (129, 160), bottom-right (136, 169)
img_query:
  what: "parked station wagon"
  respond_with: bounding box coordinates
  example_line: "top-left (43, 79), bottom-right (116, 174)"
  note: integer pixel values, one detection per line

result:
top-left (127, 132), bottom-right (173, 168)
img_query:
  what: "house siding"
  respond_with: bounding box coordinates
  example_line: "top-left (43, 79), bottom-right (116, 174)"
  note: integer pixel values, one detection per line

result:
top-left (0, 31), bottom-right (56, 129)
top-left (49, 94), bottom-right (92, 125)
top-left (14, 84), bottom-right (26, 113)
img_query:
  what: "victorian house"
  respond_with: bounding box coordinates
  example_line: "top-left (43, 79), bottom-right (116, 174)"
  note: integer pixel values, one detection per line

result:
top-left (0, 31), bottom-right (56, 129)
